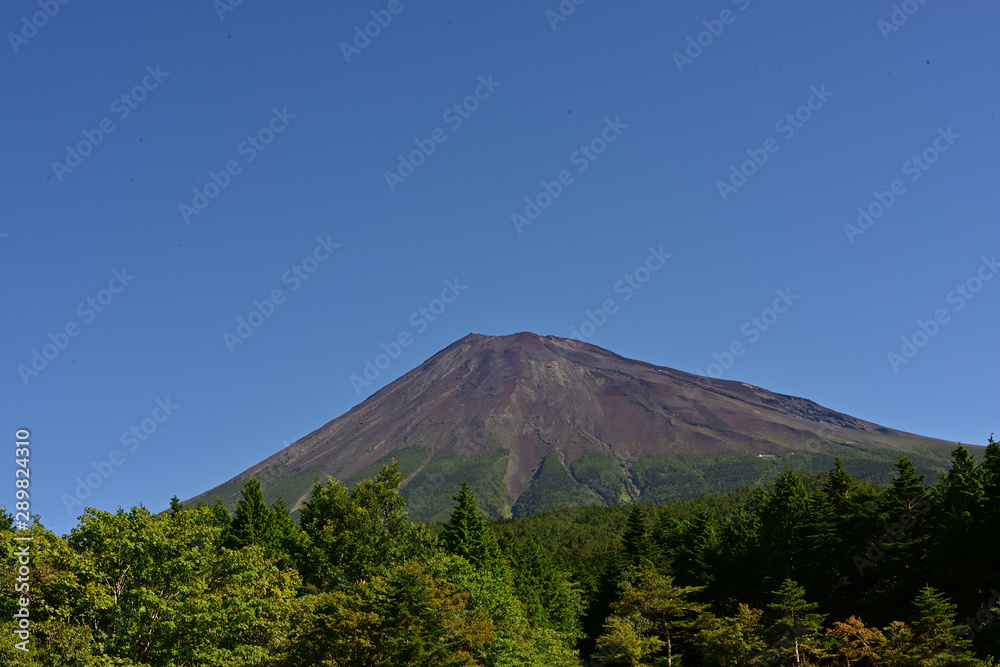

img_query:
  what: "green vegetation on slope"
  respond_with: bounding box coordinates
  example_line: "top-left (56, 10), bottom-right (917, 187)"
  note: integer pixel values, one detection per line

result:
top-left (513, 452), bottom-right (604, 516)
top-left (6, 435), bottom-right (999, 666)
top-left (400, 449), bottom-right (514, 523)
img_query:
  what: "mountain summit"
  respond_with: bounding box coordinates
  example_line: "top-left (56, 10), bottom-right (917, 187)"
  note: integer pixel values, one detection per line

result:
top-left (189, 332), bottom-right (959, 522)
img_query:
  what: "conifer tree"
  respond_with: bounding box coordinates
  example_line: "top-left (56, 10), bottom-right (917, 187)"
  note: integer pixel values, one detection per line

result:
top-left (907, 586), bottom-right (979, 666)
top-left (764, 578), bottom-right (826, 667)
top-left (612, 559), bottom-right (707, 666)
top-left (675, 506), bottom-right (717, 588)
top-left (270, 496), bottom-right (302, 569)
top-left (621, 503), bottom-right (657, 567)
top-left (696, 603), bottom-right (767, 666)
top-left (440, 480), bottom-right (501, 569)
top-left (210, 496), bottom-right (232, 532)
top-left (223, 476), bottom-right (278, 553)
top-left (979, 434), bottom-right (1000, 604)
top-left (759, 469), bottom-right (810, 584)
top-left (825, 616), bottom-right (885, 666)
top-left (885, 454), bottom-right (926, 513)
top-left (930, 447), bottom-right (986, 606)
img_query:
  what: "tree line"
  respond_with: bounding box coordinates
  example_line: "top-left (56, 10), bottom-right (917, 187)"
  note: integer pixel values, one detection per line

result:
top-left (1, 436), bottom-right (998, 665)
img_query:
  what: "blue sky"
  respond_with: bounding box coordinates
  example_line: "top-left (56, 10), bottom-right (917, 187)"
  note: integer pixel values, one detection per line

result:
top-left (3, 1), bottom-right (997, 535)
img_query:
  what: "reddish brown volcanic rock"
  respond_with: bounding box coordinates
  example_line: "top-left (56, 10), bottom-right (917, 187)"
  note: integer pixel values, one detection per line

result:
top-left (189, 332), bottom-right (959, 518)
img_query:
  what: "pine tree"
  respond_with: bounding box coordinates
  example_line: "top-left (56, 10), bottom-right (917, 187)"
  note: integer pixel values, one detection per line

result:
top-left (908, 586), bottom-right (978, 666)
top-left (223, 477), bottom-right (278, 553)
top-left (885, 455), bottom-right (926, 514)
top-left (980, 434), bottom-right (1000, 611)
top-left (168, 495), bottom-right (184, 517)
top-left (764, 579), bottom-right (827, 667)
top-left (270, 496), bottom-right (302, 570)
top-left (823, 457), bottom-right (855, 508)
top-left (825, 616), bottom-right (886, 667)
top-left (440, 481), bottom-right (501, 569)
top-left (930, 446), bottom-right (986, 607)
top-left (595, 614), bottom-right (664, 667)
top-left (759, 469), bottom-right (810, 585)
top-left (210, 497), bottom-right (232, 532)
top-left (695, 603), bottom-right (767, 667)
top-left (621, 504), bottom-right (657, 567)
top-left (675, 506), bottom-right (717, 588)
top-left (612, 559), bottom-right (707, 666)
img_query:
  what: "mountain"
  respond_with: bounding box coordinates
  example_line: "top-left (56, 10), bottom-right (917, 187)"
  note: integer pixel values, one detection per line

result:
top-left (187, 332), bottom-right (964, 523)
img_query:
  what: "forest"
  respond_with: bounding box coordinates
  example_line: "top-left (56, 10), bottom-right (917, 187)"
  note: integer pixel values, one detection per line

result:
top-left (3, 436), bottom-right (999, 666)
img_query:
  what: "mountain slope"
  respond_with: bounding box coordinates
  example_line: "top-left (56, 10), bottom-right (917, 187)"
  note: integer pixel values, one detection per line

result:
top-left (187, 332), bottom-right (964, 522)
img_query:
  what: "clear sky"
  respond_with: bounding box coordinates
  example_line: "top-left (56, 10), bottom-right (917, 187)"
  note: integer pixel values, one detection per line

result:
top-left (3, 1), bottom-right (997, 535)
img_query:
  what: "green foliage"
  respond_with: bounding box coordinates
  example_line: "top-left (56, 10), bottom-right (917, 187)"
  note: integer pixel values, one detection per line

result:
top-left (764, 579), bottom-right (827, 666)
top-left (298, 461), bottom-right (430, 589)
top-left (343, 443), bottom-right (431, 488)
top-left (695, 603), bottom-right (767, 666)
top-left (513, 452), bottom-right (604, 516)
top-left (441, 481), bottom-right (503, 569)
top-left (224, 476), bottom-right (278, 550)
top-left (5, 434), bottom-right (999, 666)
top-left (570, 452), bottom-right (634, 504)
top-left (402, 450), bottom-right (514, 523)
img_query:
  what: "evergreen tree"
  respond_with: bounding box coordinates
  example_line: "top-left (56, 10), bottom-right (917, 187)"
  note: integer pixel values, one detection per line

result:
top-left (823, 457), bottom-right (855, 507)
top-left (759, 469), bottom-right (811, 585)
top-left (223, 476), bottom-right (278, 554)
top-left (502, 534), bottom-right (583, 639)
top-left (168, 495), bottom-right (184, 517)
top-left (675, 506), bottom-right (717, 588)
top-left (210, 496), bottom-right (232, 532)
top-left (979, 434), bottom-right (1000, 620)
top-left (621, 503), bottom-right (657, 567)
top-left (825, 616), bottom-right (886, 667)
top-left (885, 455), bottom-right (926, 513)
top-left (440, 481), bottom-right (502, 569)
top-left (695, 603), bottom-right (767, 667)
top-left (611, 559), bottom-right (707, 666)
top-left (764, 579), bottom-right (827, 667)
top-left (907, 586), bottom-right (979, 666)
top-left (270, 496), bottom-right (303, 570)
top-left (929, 447), bottom-right (986, 607)
top-left (595, 614), bottom-right (664, 667)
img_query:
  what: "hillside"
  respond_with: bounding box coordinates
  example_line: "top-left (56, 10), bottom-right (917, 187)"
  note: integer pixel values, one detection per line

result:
top-left (186, 332), bottom-right (965, 522)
